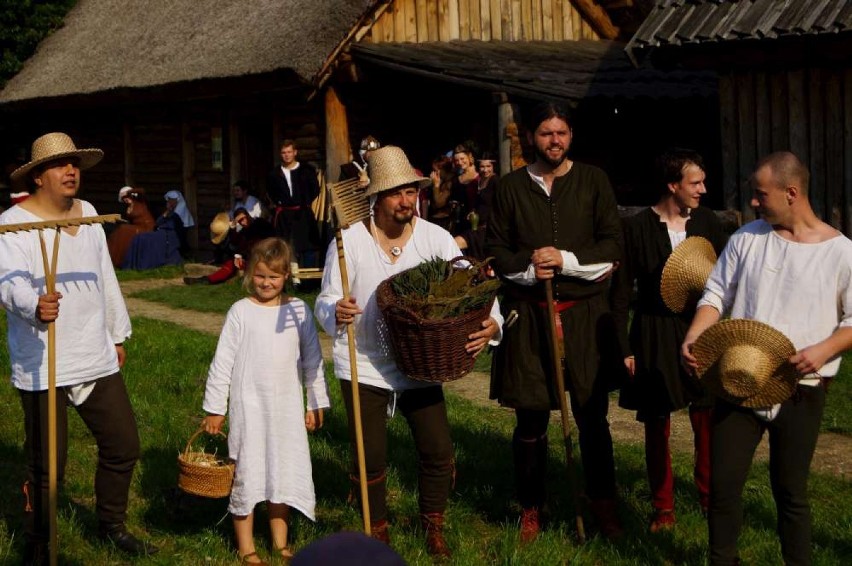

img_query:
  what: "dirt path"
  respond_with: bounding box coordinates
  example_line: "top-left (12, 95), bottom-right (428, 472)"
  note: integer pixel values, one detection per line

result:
top-left (121, 276), bottom-right (852, 479)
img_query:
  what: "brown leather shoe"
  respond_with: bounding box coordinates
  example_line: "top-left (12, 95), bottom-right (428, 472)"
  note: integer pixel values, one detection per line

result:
top-left (649, 508), bottom-right (676, 533)
top-left (519, 507), bottom-right (540, 543)
top-left (370, 520), bottom-right (391, 545)
top-left (421, 512), bottom-right (451, 559)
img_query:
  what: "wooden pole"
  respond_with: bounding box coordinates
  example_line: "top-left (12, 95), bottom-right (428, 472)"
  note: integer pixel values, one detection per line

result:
top-left (544, 279), bottom-right (586, 543)
top-left (38, 228), bottom-right (61, 566)
top-left (497, 93), bottom-right (513, 177)
top-left (325, 87), bottom-right (351, 185)
top-left (335, 228), bottom-right (371, 534)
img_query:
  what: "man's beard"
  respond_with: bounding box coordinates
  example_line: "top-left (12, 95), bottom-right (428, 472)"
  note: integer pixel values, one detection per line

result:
top-left (534, 144), bottom-right (567, 169)
top-left (393, 209), bottom-right (415, 224)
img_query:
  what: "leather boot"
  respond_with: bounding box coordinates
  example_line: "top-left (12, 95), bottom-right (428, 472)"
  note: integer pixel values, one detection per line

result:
top-left (420, 512), bottom-right (451, 559)
top-left (513, 431), bottom-right (547, 542)
top-left (99, 524), bottom-right (159, 556)
top-left (519, 507), bottom-right (541, 544)
top-left (588, 498), bottom-right (624, 540)
top-left (370, 519), bottom-right (391, 545)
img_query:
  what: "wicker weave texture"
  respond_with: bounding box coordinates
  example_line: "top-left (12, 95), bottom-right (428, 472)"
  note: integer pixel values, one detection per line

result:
top-left (376, 275), bottom-right (495, 383)
top-left (177, 428), bottom-right (235, 499)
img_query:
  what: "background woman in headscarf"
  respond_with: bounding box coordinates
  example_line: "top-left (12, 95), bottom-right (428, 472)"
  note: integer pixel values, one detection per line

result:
top-left (108, 187), bottom-right (155, 267)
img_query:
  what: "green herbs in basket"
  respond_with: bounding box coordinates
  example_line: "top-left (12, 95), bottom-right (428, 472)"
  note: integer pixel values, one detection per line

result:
top-left (390, 257), bottom-right (500, 320)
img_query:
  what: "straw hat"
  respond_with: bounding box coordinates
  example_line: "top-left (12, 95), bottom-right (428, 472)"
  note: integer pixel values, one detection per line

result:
top-left (364, 146), bottom-right (430, 196)
top-left (660, 236), bottom-right (717, 313)
top-left (209, 212), bottom-right (231, 245)
top-left (693, 319), bottom-right (800, 408)
top-left (10, 132), bottom-right (104, 181)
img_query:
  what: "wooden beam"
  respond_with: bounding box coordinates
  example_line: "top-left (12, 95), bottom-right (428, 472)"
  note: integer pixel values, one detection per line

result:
top-left (123, 121), bottom-right (134, 187)
top-left (808, 68), bottom-right (825, 221)
top-left (415, 0), bottom-right (429, 43)
top-left (449, 0), bottom-right (460, 39)
top-left (844, 69), bottom-right (852, 234)
top-left (428, 0), bottom-right (440, 41)
top-left (439, 0), bottom-right (451, 41)
top-left (482, 0), bottom-right (494, 40)
top-left (532, 0), bottom-right (543, 40)
top-left (788, 69), bottom-right (808, 163)
top-left (825, 70), bottom-right (843, 229)
top-left (754, 71), bottom-right (771, 159)
top-left (394, 0), bottom-right (405, 42)
top-left (552, 0), bottom-right (563, 40)
top-left (228, 110), bottom-right (240, 190)
top-left (719, 74), bottom-right (738, 213)
top-left (408, 0), bottom-right (422, 42)
top-left (511, 0), bottom-right (521, 40)
top-left (497, 93), bottom-right (514, 176)
top-left (769, 70), bottom-right (788, 151)
top-left (181, 117), bottom-right (199, 250)
top-left (521, 0), bottom-right (532, 40)
top-left (542, 0), bottom-right (553, 41)
top-left (460, 0), bottom-right (471, 40)
top-left (569, 0), bottom-right (619, 39)
top-left (471, 0), bottom-right (482, 39)
top-left (736, 73), bottom-right (756, 223)
top-left (325, 86), bottom-right (351, 184)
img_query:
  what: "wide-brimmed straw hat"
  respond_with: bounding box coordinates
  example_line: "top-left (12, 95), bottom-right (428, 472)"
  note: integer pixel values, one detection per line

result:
top-left (693, 319), bottom-right (800, 408)
top-left (660, 236), bottom-right (717, 313)
top-left (10, 132), bottom-right (104, 181)
top-left (364, 146), bottom-right (430, 197)
top-left (209, 212), bottom-right (231, 245)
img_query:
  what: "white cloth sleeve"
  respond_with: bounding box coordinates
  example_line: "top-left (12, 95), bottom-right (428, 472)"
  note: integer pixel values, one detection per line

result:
top-left (0, 229), bottom-right (40, 324)
top-left (202, 307), bottom-right (241, 416)
top-left (697, 238), bottom-right (739, 315)
top-left (97, 226), bottom-right (132, 343)
top-left (559, 251), bottom-right (612, 281)
top-left (299, 308), bottom-right (330, 410)
top-left (314, 239), bottom-right (346, 337)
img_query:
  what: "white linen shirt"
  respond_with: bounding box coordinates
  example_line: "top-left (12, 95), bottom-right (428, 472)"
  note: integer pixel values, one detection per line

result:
top-left (0, 201), bottom-right (132, 391)
top-left (315, 218), bottom-right (503, 391)
top-left (698, 219), bottom-right (852, 382)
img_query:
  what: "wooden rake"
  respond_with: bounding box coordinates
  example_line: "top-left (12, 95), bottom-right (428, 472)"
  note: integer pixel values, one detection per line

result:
top-left (328, 179), bottom-right (373, 535)
top-left (0, 214), bottom-right (122, 566)
top-left (544, 279), bottom-right (587, 544)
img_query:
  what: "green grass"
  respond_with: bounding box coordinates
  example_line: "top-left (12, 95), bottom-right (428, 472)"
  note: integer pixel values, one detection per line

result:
top-left (1, 284), bottom-right (852, 564)
top-left (115, 264), bottom-right (186, 282)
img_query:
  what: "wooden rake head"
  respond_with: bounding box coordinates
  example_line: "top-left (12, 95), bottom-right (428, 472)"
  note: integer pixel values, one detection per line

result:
top-left (0, 213), bottom-right (124, 235)
top-left (328, 179), bottom-right (371, 229)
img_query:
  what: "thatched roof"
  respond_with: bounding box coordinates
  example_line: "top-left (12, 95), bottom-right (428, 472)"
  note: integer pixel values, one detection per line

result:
top-left (0, 0), bottom-right (374, 105)
top-left (352, 40), bottom-right (717, 101)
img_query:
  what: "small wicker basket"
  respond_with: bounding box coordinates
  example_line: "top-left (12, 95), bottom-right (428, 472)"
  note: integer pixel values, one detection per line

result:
top-left (375, 261), bottom-right (497, 383)
top-left (177, 427), bottom-right (235, 498)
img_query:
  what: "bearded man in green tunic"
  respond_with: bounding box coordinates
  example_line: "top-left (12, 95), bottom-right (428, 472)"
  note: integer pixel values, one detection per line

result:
top-left (486, 101), bottom-right (624, 541)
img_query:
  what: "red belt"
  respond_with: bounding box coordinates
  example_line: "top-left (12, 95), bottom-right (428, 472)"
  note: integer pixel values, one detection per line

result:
top-left (538, 299), bottom-right (578, 339)
top-left (276, 205), bottom-right (301, 211)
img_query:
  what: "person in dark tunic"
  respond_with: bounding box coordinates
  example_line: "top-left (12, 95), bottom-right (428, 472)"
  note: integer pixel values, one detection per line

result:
top-left (266, 139), bottom-right (321, 267)
top-left (613, 148), bottom-right (728, 532)
top-left (486, 101), bottom-right (624, 541)
top-left (455, 152), bottom-right (499, 260)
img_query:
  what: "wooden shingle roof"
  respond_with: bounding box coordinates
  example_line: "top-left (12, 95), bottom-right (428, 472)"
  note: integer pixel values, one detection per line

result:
top-left (351, 39), bottom-right (717, 101)
top-left (627, 0), bottom-right (852, 55)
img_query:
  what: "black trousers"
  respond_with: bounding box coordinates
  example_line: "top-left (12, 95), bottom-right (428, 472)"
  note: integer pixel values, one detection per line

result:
top-left (340, 381), bottom-right (454, 523)
top-left (515, 373), bottom-right (616, 501)
top-left (709, 386), bottom-right (825, 566)
top-left (19, 373), bottom-right (141, 541)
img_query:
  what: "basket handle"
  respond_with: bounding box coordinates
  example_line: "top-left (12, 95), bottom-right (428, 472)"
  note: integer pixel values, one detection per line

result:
top-left (183, 426), bottom-right (227, 458)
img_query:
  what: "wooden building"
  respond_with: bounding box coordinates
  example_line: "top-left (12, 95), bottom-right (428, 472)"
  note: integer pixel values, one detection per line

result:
top-left (0, 0), bottom-right (719, 253)
top-left (627, 0), bottom-right (852, 231)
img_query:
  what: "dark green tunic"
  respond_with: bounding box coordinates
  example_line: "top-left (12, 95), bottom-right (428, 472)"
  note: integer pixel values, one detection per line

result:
top-left (613, 206), bottom-right (727, 420)
top-left (486, 163), bottom-right (623, 409)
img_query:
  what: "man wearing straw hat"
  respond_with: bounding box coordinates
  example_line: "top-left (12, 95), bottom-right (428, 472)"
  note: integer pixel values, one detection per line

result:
top-left (486, 101), bottom-right (623, 541)
top-left (613, 148), bottom-right (727, 532)
top-left (0, 133), bottom-right (158, 562)
top-left (682, 151), bottom-right (852, 565)
top-left (315, 145), bottom-right (502, 557)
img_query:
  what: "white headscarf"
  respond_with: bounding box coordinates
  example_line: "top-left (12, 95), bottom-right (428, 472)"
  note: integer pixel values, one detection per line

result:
top-left (164, 190), bottom-right (195, 228)
top-left (118, 186), bottom-right (132, 202)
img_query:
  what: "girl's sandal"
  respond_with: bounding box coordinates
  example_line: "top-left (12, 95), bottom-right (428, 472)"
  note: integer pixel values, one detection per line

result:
top-left (275, 546), bottom-right (294, 562)
top-left (240, 551), bottom-right (269, 565)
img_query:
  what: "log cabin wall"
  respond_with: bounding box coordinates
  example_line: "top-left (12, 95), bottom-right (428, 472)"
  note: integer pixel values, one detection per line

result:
top-left (719, 67), bottom-right (852, 233)
top-left (366, 0), bottom-right (600, 44)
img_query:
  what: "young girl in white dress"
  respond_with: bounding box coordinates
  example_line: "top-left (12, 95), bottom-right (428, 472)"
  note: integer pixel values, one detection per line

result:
top-left (201, 237), bottom-right (330, 564)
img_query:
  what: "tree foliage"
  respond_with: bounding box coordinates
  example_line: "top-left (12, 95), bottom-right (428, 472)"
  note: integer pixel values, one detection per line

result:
top-left (0, 0), bottom-right (76, 88)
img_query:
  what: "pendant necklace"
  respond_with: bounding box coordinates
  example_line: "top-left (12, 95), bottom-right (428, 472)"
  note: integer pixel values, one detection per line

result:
top-left (390, 245), bottom-right (402, 257)
top-left (373, 221), bottom-right (409, 260)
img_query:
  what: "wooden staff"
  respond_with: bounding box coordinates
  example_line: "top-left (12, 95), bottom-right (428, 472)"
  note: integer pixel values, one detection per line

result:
top-left (0, 214), bottom-right (122, 566)
top-left (544, 279), bottom-right (586, 544)
top-left (328, 179), bottom-right (372, 534)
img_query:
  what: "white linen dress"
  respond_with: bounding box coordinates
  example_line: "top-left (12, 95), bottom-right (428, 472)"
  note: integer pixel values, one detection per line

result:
top-left (203, 297), bottom-right (329, 519)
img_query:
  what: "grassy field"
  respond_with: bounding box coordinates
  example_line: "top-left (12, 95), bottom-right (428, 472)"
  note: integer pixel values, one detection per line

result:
top-left (0, 277), bottom-right (851, 563)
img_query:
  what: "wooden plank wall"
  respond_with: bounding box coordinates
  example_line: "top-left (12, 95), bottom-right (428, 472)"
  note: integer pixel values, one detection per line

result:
top-left (367, 0), bottom-right (598, 43)
top-left (719, 67), bottom-right (852, 234)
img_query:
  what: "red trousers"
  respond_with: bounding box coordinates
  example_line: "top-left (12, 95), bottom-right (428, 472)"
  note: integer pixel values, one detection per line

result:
top-left (644, 406), bottom-right (711, 511)
top-left (207, 258), bottom-right (237, 284)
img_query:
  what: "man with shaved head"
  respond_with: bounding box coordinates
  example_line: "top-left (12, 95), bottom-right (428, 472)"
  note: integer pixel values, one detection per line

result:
top-left (682, 152), bottom-right (852, 565)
